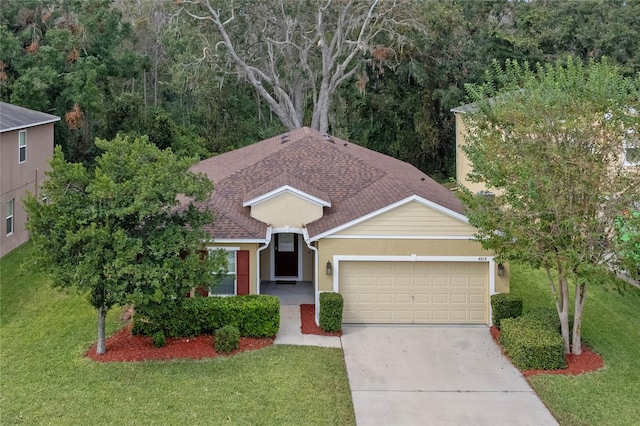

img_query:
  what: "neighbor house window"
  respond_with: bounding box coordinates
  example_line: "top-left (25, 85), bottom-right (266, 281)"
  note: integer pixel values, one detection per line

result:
top-left (18, 130), bottom-right (27, 163)
top-left (209, 248), bottom-right (237, 296)
top-left (6, 199), bottom-right (14, 235)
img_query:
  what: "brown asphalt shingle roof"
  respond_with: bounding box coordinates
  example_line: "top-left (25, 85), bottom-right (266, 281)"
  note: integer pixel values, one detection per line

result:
top-left (190, 127), bottom-right (465, 240)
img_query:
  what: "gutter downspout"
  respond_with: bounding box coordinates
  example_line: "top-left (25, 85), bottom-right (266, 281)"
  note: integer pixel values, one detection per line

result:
top-left (302, 227), bottom-right (320, 326)
top-left (256, 226), bottom-right (272, 295)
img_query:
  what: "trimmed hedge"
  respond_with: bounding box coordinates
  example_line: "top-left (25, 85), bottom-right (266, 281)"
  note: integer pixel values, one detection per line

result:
top-left (491, 293), bottom-right (523, 329)
top-left (215, 325), bottom-right (240, 354)
top-left (319, 292), bottom-right (343, 333)
top-left (132, 295), bottom-right (280, 338)
top-left (524, 306), bottom-right (561, 331)
top-left (499, 316), bottom-right (567, 370)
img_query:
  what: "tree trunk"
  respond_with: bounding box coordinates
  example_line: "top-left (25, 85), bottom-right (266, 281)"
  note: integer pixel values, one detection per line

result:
top-left (96, 306), bottom-right (107, 355)
top-left (572, 282), bottom-right (588, 355)
top-left (551, 266), bottom-right (571, 354)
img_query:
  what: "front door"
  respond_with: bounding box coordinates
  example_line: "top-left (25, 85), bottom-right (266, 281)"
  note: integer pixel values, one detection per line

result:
top-left (274, 233), bottom-right (298, 277)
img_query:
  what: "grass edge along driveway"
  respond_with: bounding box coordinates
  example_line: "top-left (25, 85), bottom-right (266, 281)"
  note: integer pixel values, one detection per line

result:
top-left (0, 243), bottom-right (355, 425)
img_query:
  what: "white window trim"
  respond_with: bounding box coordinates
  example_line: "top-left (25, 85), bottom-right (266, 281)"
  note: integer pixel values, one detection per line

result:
top-left (18, 130), bottom-right (27, 164)
top-left (6, 199), bottom-right (14, 236)
top-left (208, 247), bottom-right (238, 296)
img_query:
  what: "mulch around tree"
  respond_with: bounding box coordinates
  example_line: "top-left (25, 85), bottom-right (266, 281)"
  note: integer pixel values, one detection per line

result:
top-left (489, 326), bottom-right (604, 377)
top-left (85, 325), bottom-right (274, 362)
top-left (300, 304), bottom-right (342, 336)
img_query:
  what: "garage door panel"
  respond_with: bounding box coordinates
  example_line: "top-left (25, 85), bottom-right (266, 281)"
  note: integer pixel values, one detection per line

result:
top-left (340, 261), bottom-right (488, 324)
top-left (451, 277), bottom-right (469, 287)
top-left (451, 293), bottom-right (468, 304)
top-left (432, 293), bottom-right (449, 304)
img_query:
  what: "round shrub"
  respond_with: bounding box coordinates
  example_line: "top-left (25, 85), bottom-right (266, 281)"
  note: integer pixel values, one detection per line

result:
top-left (215, 324), bottom-right (240, 354)
top-left (152, 331), bottom-right (166, 348)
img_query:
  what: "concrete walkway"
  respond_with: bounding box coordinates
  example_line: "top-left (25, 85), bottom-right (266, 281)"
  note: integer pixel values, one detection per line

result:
top-left (273, 304), bottom-right (341, 347)
top-left (341, 325), bottom-right (558, 426)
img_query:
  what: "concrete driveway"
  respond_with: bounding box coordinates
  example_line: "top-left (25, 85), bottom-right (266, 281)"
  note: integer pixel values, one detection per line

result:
top-left (341, 326), bottom-right (558, 426)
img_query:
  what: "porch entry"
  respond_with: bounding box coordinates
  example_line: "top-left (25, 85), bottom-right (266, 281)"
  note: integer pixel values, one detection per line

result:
top-left (274, 233), bottom-right (298, 278)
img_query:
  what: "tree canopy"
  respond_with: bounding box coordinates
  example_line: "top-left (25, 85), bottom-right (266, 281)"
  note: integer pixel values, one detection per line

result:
top-left (3, 0), bottom-right (640, 177)
top-left (459, 57), bottom-right (640, 354)
top-left (24, 135), bottom-right (226, 354)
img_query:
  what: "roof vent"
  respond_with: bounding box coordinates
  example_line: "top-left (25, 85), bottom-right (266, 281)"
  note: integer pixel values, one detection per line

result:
top-left (323, 133), bottom-right (335, 143)
top-left (343, 143), bottom-right (348, 147)
top-left (420, 178), bottom-right (426, 181)
top-left (281, 133), bottom-right (290, 144)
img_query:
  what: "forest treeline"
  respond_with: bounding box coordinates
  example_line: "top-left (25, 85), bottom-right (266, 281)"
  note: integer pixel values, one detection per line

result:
top-left (1, 0), bottom-right (639, 181)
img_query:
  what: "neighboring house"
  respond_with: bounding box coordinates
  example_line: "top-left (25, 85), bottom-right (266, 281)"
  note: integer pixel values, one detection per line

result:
top-left (189, 127), bottom-right (508, 325)
top-left (452, 103), bottom-right (640, 194)
top-left (0, 102), bottom-right (60, 257)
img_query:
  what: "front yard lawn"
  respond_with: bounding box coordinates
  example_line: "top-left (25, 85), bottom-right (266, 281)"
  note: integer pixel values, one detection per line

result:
top-left (0, 243), bottom-right (355, 425)
top-left (510, 266), bottom-right (640, 425)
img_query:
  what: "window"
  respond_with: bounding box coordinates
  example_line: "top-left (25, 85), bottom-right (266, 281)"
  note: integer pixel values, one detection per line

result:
top-left (6, 199), bottom-right (14, 235)
top-left (209, 248), bottom-right (236, 296)
top-left (18, 130), bottom-right (26, 163)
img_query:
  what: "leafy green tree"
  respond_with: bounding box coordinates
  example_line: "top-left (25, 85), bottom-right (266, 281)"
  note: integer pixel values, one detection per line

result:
top-left (25, 135), bottom-right (225, 354)
top-left (459, 57), bottom-right (640, 354)
top-left (616, 211), bottom-right (640, 282)
top-left (1, 0), bottom-right (146, 164)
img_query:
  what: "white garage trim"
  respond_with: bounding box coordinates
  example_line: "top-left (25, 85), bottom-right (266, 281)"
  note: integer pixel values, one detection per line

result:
top-left (332, 254), bottom-right (496, 300)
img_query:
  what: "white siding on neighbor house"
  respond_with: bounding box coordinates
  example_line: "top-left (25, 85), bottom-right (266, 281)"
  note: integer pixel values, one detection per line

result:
top-left (332, 201), bottom-right (476, 237)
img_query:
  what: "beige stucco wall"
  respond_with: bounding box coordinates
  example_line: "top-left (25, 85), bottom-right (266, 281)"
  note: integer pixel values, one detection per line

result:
top-left (0, 123), bottom-right (55, 257)
top-left (250, 192), bottom-right (324, 228)
top-left (455, 113), bottom-right (488, 194)
top-left (334, 200), bottom-right (476, 237)
top-left (316, 238), bottom-right (509, 294)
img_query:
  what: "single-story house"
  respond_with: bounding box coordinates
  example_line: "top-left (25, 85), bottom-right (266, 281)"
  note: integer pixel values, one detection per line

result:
top-left (189, 127), bottom-right (508, 325)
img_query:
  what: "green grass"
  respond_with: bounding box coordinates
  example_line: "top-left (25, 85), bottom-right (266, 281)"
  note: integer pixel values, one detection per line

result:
top-left (0, 243), bottom-right (355, 425)
top-left (510, 265), bottom-right (640, 425)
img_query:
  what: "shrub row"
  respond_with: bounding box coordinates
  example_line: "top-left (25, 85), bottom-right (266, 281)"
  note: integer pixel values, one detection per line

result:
top-left (319, 292), bottom-right (343, 332)
top-left (132, 295), bottom-right (280, 338)
top-left (491, 293), bottom-right (523, 329)
top-left (499, 315), bottom-right (567, 370)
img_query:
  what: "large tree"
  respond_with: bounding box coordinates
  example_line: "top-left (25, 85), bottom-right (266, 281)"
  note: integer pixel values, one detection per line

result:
top-left (25, 135), bottom-right (225, 354)
top-left (459, 57), bottom-right (640, 354)
top-left (178, 0), bottom-right (418, 133)
top-left (0, 0), bottom-right (145, 163)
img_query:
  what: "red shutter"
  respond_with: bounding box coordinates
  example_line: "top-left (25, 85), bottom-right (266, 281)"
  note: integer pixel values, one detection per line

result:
top-left (237, 250), bottom-right (250, 295)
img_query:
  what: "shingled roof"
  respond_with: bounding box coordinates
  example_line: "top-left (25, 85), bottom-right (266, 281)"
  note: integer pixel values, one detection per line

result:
top-left (0, 102), bottom-right (60, 133)
top-left (191, 127), bottom-right (465, 240)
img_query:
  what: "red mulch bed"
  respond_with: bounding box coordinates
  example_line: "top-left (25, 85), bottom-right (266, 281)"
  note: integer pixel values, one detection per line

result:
top-left (489, 325), bottom-right (604, 377)
top-left (86, 324), bottom-right (274, 362)
top-left (300, 304), bottom-right (342, 336)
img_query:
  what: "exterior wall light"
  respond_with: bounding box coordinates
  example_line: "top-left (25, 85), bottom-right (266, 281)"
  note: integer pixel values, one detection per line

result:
top-left (326, 261), bottom-right (333, 276)
top-left (498, 263), bottom-right (505, 277)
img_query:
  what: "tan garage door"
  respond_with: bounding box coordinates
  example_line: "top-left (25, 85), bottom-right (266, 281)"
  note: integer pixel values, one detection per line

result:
top-left (340, 261), bottom-right (488, 324)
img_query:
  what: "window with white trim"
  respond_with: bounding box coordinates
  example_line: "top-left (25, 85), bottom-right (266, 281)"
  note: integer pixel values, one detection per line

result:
top-left (18, 130), bottom-right (27, 163)
top-left (6, 199), bottom-right (14, 235)
top-left (209, 248), bottom-right (237, 296)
